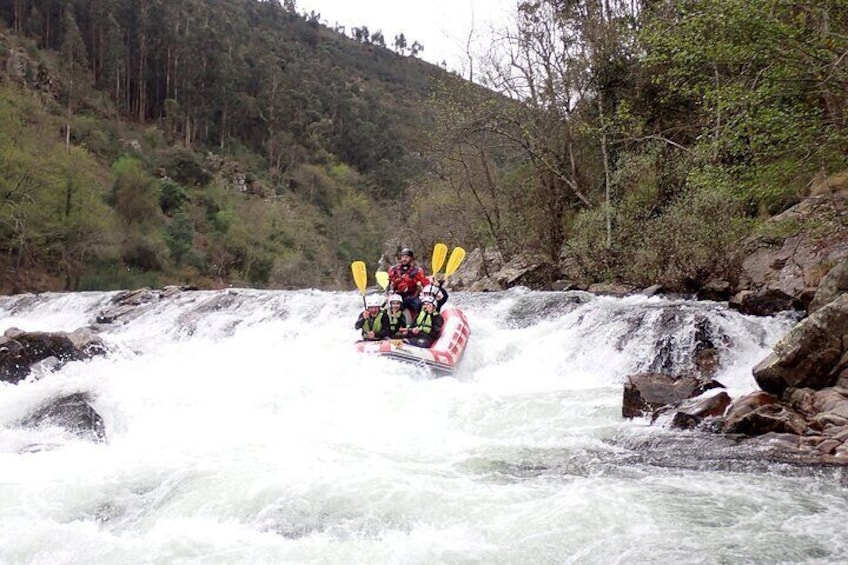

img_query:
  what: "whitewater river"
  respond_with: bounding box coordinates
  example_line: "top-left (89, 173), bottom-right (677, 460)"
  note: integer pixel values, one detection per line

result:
top-left (0, 288), bottom-right (845, 564)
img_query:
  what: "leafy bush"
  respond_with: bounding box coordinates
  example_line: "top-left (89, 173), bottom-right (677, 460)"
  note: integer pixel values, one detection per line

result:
top-left (160, 148), bottom-right (211, 187)
top-left (565, 183), bottom-right (750, 290)
top-left (159, 180), bottom-right (189, 215)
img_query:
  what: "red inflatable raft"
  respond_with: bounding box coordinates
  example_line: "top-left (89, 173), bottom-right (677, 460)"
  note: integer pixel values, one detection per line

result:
top-left (354, 307), bottom-right (471, 376)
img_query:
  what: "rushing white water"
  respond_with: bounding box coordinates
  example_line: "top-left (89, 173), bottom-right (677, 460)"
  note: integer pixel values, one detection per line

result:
top-left (0, 288), bottom-right (844, 564)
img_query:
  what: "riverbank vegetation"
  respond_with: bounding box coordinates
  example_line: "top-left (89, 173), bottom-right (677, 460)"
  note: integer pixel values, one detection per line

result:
top-left (0, 0), bottom-right (845, 292)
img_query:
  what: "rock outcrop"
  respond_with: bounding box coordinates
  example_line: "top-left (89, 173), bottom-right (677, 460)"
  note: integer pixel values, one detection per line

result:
top-left (731, 188), bottom-right (848, 315)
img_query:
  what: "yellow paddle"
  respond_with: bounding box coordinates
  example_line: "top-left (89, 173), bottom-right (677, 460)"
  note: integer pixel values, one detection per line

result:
top-left (375, 270), bottom-right (389, 291)
top-left (351, 260), bottom-right (367, 307)
top-left (444, 247), bottom-right (466, 280)
top-left (431, 243), bottom-right (447, 277)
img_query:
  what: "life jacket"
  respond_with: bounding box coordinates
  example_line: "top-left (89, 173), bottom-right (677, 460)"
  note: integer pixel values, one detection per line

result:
top-left (361, 313), bottom-right (383, 338)
top-left (386, 310), bottom-right (404, 333)
top-left (414, 310), bottom-right (435, 335)
top-left (389, 264), bottom-right (422, 295)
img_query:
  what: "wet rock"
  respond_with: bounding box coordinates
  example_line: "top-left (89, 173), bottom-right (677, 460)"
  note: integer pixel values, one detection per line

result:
top-left (19, 393), bottom-right (106, 443)
top-left (639, 284), bottom-right (664, 297)
top-left (752, 294), bottom-right (848, 395)
top-left (668, 391), bottom-right (732, 430)
top-left (587, 282), bottom-right (638, 296)
top-left (729, 288), bottom-right (803, 316)
top-left (817, 438), bottom-right (842, 454)
top-left (812, 388), bottom-right (848, 416)
top-left (696, 279), bottom-right (733, 302)
top-left (822, 425), bottom-right (848, 441)
top-left (551, 280), bottom-right (580, 291)
top-left (0, 328), bottom-right (107, 384)
top-left (641, 309), bottom-right (725, 379)
top-left (607, 431), bottom-right (837, 471)
top-left (723, 403), bottom-right (809, 436)
top-left (622, 373), bottom-right (724, 418)
top-left (723, 391), bottom-right (780, 422)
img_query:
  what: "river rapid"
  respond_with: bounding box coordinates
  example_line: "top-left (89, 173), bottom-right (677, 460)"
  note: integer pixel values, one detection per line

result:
top-left (0, 288), bottom-right (844, 564)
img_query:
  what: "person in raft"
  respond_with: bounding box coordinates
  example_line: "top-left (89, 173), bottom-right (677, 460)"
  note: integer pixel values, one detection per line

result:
top-left (419, 278), bottom-right (449, 312)
top-left (355, 293), bottom-right (389, 341)
top-left (403, 295), bottom-right (443, 348)
top-left (384, 293), bottom-right (407, 338)
top-left (387, 247), bottom-right (429, 316)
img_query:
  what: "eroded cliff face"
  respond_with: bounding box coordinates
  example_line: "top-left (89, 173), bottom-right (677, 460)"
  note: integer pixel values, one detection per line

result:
top-left (730, 184), bottom-right (848, 316)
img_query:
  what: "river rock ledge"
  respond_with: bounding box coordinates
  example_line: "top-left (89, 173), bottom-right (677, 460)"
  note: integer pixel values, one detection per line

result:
top-left (625, 259), bottom-right (848, 465)
top-left (0, 327), bottom-right (106, 384)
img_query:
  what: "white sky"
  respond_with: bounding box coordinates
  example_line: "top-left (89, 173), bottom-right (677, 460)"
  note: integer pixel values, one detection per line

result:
top-left (295, 0), bottom-right (516, 75)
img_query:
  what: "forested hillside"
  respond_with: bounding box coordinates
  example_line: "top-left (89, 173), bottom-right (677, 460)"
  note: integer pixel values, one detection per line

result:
top-left (0, 0), bottom-right (442, 291)
top-left (1, 1), bottom-right (846, 294)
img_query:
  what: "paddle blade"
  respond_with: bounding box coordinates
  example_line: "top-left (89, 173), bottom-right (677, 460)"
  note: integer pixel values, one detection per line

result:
top-left (431, 243), bottom-right (447, 275)
top-left (351, 261), bottom-right (367, 293)
top-left (375, 270), bottom-right (389, 290)
top-left (445, 247), bottom-right (466, 276)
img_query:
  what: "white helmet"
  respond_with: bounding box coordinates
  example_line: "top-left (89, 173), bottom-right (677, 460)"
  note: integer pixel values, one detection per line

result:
top-left (388, 293), bottom-right (403, 305)
top-left (365, 294), bottom-right (383, 308)
top-left (421, 295), bottom-right (436, 305)
top-left (421, 284), bottom-right (439, 296)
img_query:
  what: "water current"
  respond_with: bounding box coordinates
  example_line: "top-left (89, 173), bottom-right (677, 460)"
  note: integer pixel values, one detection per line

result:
top-left (0, 288), bottom-right (843, 564)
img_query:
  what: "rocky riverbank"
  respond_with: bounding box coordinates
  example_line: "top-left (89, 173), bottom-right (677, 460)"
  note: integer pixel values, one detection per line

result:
top-left (622, 259), bottom-right (848, 466)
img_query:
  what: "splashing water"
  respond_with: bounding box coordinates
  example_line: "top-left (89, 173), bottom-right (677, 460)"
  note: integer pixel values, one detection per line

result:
top-left (0, 288), bottom-right (842, 564)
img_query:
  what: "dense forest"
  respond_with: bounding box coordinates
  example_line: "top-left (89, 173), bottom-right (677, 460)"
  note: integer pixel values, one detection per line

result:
top-left (0, 0), bottom-right (846, 293)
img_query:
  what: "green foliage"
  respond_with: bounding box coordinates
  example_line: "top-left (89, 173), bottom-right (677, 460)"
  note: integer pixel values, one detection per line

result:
top-left (160, 148), bottom-right (211, 187)
top-left (110, 157), bottom-right (161, 226)
top-left (121, 233), bottom-right (167, 271)
top-left (642, 0), bottom-right (848, 213)
top-left (165, 212), bottom-right (195, 263)
top-left (78, 262), bottom-right (163, 291)
top-left (2, 0), bottom-right (846, 292)
top-left (0, 82), bottom-right (119, 290)
top-left (159, 180), bottom-right (189, 215)
top-left (566, 181), bottom-right (751, 290)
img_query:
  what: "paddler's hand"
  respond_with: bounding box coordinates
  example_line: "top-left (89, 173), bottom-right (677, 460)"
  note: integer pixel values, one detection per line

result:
top-left (362, 309), bottom-right (371, 318)
top-left (367, 330), bottom-right (375, 339)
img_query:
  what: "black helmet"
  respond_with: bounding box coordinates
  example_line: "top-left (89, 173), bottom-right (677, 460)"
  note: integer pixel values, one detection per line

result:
top-left (400, 247), bottom-right (414, 257)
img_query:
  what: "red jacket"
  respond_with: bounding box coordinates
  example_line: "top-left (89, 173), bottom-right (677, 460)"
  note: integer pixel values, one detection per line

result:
top-left (388, 262), bottom-right (429, 296)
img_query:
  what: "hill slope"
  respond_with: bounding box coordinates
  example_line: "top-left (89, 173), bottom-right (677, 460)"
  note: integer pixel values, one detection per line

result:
top-left (0, 0), bottom-right (453, 291)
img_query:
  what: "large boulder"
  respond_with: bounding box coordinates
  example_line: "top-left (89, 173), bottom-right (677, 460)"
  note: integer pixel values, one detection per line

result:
top-left (622, 373), bottom-right (724, 418)
top-left (808, 259), bottom-right (848, 314)
top-left (752, 294), bottom-right (848, 395)
top-left (729, 289), bottom-right (803, 317)
top-left (452, 249), bottom-right (560, 291)
top-left (448, 248), bottom-right (502, 290)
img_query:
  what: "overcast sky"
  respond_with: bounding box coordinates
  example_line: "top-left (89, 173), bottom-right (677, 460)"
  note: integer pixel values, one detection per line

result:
top-left (294, 0), bottom-right (516, 75)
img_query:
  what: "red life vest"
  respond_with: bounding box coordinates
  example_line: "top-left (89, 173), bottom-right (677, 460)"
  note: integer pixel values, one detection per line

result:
top-left (389, 264), bottom-right (423, 295)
